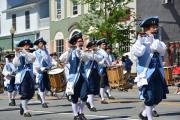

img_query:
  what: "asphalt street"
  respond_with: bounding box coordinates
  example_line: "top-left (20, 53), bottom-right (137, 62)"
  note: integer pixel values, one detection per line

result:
top-left (0, 86), bottom-right (179, 120)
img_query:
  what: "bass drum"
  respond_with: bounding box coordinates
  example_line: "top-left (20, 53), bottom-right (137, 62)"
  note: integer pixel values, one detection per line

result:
top-left (48, 68), bottom-right (66, 93)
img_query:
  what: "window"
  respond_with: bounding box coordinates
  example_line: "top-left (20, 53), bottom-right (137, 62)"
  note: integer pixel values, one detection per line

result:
top-left (25, 11), bottom-right (30, 29)
top-left (56, 39), bottom-right (64, 57)
top-left (12, 14), bottom-right (16, 30)
top-left (72, 1), bottom-right (78, 15)
top-left (56, 0), bottom-right (61, 19)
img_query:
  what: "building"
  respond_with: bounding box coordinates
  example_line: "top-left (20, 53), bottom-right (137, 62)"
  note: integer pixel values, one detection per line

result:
top-left (0, 0), bottom-right (50, 51)
top-left (136, 0), bottom-right (180, 42)
top-left (136, 0), bottom-right (180, 66)
top-left (49, 0), bottom-right (90, 56)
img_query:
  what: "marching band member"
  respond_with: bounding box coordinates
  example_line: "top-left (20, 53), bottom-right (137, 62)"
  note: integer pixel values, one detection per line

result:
top-left (60, 32), bottom-right (89, 120)
top-left (33, 37), bottom-right (52, 108)
top-left (2, 53), bottom-right (17, 106)
top-left (50, 52), bottom-right (59, 68)
top-left (85, 41), bottom-right (103, 112)
top-left (131, 16), bottom-right (169, 120)
top-left (96, 38), bottom-right (115, 104)
top-left (106, 45), bottom-right (117, 65)
top-left (13, 39), bottom-right (35, 117)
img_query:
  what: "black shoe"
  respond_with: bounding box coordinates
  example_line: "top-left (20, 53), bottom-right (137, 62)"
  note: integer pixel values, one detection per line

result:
top-left (24, 112), bottom-right (32, 117)
top-left (74, 115), bottom-right (81, 120)
top-left (12, 99), bottom-right (16, 106)
top-left (42, 103), bottom-right (48, 108)
top-left (105, 91), bottom-right (115, 99)
top-left (89, 107), bottom-right (97, 112)
top-left (9, 101), bottom-right (15, 106)
top-left (19, 104), bottom-right (24, 115)
top-left (139, 112), bottom-right (148, 120)
top-left (86, 102), bottom-right (91, 109)
top-left (152, 110), bottom-right (159, 117)
top-left (108, 96), bottom-right (115, 99)
top-left (79, 113), bottom-right (87, 120)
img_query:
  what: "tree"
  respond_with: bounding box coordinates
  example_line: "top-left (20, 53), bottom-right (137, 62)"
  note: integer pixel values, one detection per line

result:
top-left (75, 0), bottom-right (135, 56)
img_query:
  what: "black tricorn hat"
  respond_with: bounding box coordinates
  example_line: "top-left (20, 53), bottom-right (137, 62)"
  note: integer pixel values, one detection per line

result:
top-left (139, 16), bottom-right (159, 28)
top-left (68, 32), bottom-right (83, 45)
top-left (96, 38), bottom-right (107, 46)
top-left (86, 41), bottom-right (96, 48)
top-left (34, 37), bottom-right (47, 45)
top-left (16, 39), bottom-right (33, 48)
top-left (5, 53), bottom-right (15, 58)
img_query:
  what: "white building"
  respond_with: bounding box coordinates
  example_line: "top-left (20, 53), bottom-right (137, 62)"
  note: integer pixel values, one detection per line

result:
top-left (0, 0), bottom-right (50, 50)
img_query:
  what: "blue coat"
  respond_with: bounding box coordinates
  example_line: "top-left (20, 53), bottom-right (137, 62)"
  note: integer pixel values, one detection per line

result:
top-left (13, 51), bottom-right (35, 100)
top-left (33, 49), bottom-right (52, 83)
top-left (132, 35), bottom-right (168, 105)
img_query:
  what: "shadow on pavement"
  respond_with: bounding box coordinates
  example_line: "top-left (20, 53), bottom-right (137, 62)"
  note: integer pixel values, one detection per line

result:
top-left (97, 107), bottom-right (134, 111)
top-left (159, 112), bottom-right (180, 116)
top-left (0, 108), bottom-right (19, 112)
top-left (90, 115), bottom-right (130, 120)
top-left (32, 111), bottom-right (72, 116)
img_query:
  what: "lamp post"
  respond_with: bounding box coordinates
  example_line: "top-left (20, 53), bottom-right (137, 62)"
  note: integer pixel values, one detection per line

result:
top-left (10, 27), bottom-right (16, 51)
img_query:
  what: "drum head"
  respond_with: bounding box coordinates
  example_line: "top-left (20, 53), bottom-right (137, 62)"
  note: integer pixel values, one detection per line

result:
top-left (48, 68), bottom-right (64, 75)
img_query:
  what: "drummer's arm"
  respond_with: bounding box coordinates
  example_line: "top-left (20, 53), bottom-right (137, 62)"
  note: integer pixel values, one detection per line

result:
top-left (59, 51), bottom-right (69, 63)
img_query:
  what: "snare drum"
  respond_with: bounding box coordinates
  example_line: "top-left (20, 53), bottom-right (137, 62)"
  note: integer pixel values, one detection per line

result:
top-left (48, 68), bottom-right (66, 92)
top-left (107, 66), bottom-right (123, 88)
top-left (107, 65), bottom-right (132, 91)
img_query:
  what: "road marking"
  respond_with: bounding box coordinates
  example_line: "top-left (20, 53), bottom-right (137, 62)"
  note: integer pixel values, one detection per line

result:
top-left (160, 102), bottom-right (180, 106)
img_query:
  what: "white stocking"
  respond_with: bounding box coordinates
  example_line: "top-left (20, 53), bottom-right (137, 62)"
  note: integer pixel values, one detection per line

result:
top-left (12, 91), bottom-right (17, 99)
top-left (106, 87), bottom-right (112, 96)
top-left (145, 106), bottom-right (153, 120)
top-left (38, 89), bottom-right (45, 104)
top-left (79, 101), bottom-right (85, 114)
top-left (87, 94), bottom-right (94, 108)
top-left (8, 92), bottom-right (12, 102)
top-left (142, 109), bottom-right (147, 117)
top-left (100, 88), bottom-right (105, 100)
top-left (71, 102), bottom-right (78, 116)
top-left (21, 100), bottom-right (28, 113)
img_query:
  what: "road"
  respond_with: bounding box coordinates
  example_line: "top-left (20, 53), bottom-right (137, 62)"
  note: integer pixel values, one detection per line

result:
top-left (0, 86), bottom-right (179, 120)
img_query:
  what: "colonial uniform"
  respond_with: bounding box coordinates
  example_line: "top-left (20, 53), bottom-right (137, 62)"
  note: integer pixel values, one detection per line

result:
top-left (13, 39), bottom-right (35, 117)
top-left (132, 16), bottom-right (169, 120)
top-left (60, 32), bottom-right (89, 120)
top-left (96, 38), bottom-right (114, 104)
top-left (33, 38), bottom-right (52, 108)
top-left (2, 53), bottom-right (17, 106)
top-left (84, 41), bottom-right (103, 112)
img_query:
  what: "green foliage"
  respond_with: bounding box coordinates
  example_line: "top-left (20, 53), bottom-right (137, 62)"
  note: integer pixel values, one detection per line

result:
top-left (77, 0), bottom-right (135, 56)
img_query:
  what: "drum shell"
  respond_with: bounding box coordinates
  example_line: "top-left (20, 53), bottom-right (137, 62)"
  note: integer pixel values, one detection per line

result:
top-left (48, 68), bottom-right (66, 92)
top-left (107, 66), bottom-right (131, 90)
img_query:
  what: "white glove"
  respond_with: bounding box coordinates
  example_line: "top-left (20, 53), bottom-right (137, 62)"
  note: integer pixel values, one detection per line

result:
top-left (40, 67), bottom-right (46, 72)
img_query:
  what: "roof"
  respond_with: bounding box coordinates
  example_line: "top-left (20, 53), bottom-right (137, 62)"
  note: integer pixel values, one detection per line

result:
top-left (9, 0), bottom-right (41, 9)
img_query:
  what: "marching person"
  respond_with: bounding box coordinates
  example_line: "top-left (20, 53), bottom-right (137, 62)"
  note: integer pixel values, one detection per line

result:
top-left (60, 32), bottom-right (89, 120)
top-left (50, 52), bottom-right (59, 68)
top-left (13, 39), bottom-right (35, 117)
top-left (132, 16), bottom-right (169, 120)
top-left (2, 53), bottom-right (17, 106)
top-left (96, 38), bottom-right (115, 104)
top-left (85, 41), bottom-right (102, 112)
top-left (106, 45), bottom-right (117, 65)
top-left (33, 37), bottom-right (52, 108)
